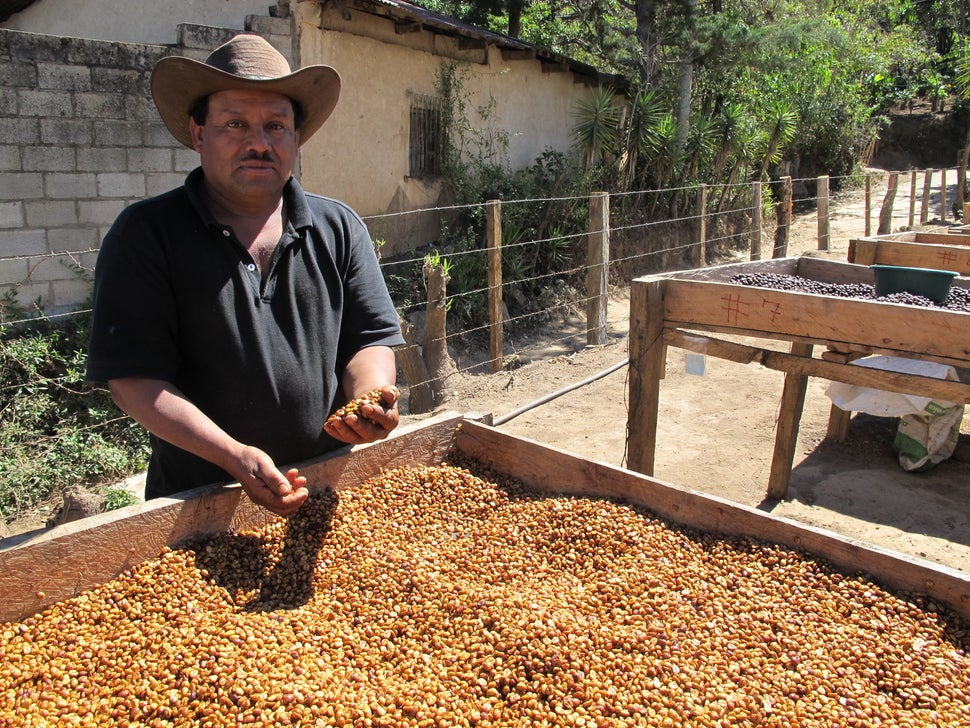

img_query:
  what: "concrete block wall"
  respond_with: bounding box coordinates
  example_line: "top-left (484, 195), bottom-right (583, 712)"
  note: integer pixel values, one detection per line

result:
top-left (0, 13), bottom-right (292, 315)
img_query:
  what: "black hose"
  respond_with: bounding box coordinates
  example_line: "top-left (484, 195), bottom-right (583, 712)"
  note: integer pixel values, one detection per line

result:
top-left (492, 358), bottom-right (629, 426)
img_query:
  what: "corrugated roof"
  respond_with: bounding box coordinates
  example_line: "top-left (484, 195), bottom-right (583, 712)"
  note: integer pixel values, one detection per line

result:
top-left (0, 0), bottom-right (37, 23)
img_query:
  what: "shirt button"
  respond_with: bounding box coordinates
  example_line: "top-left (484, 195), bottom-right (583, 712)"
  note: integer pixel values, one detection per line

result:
top-left (247, 263), bottom-right (256, 272)
top-left (222, 229), bottom-right (231, 237)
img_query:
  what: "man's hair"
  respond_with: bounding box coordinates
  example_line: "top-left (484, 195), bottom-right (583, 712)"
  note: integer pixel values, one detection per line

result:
top-left (188, 95), bottom-right (305, 130)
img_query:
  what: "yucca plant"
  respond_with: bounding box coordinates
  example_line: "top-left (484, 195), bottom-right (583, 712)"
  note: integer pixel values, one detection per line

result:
top-left (572, 86), bottom-right (621, 171)
top-left (757, 100), bottom-right (799, 181)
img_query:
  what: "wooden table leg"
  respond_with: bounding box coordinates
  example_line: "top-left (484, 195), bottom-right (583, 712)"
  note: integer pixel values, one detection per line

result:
top-left (767, 342), bottom-right (813, 499)
top-left (826, 404), bottom-right (851, 441)
top-left (627, 280), bottom-right (666, 476)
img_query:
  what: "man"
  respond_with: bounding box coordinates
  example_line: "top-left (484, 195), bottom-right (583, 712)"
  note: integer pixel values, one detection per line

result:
top-left (87, 35), bottom-right (405, 516)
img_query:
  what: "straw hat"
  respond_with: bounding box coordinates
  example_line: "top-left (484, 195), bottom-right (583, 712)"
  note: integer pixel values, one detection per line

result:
top-left (150, 34), bottom-right (341, 149)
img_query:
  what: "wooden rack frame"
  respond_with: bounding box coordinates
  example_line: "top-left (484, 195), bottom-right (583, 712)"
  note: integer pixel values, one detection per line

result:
top-left (627, 257), bottom-right (970, 502)
top-left (4, 411), bottom-right (970, 624)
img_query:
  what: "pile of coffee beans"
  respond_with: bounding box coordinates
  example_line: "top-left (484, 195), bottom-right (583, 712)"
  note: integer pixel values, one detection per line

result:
top-left (730, 272), bottom-right (970, 312)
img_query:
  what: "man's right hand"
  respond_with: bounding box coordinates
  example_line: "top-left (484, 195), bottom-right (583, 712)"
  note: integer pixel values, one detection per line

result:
top-left (108, 378), bottom-right (310, 517)
top-left (229, 446), bottom-right (309, 516)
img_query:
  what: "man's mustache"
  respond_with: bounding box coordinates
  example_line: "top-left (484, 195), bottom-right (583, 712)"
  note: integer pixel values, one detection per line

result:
top-left (241, 151), bottom-right (276, 162)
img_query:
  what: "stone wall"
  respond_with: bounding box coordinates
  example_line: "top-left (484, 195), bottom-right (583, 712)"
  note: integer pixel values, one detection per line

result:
top-left (0, 16), bottom-right (291, 314)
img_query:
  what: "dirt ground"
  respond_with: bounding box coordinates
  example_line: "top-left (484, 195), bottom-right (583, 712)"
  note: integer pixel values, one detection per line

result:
top-left (405, 174), bottom-right (970, 576)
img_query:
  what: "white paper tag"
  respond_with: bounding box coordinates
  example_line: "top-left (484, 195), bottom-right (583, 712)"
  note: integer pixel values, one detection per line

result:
top-left (685, 352), bottom-right (706, 376)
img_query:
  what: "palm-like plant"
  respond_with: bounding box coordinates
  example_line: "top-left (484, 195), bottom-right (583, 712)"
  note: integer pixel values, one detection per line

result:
top-left (617, 89), bottom-right (665, 191)
top-left (712, 103), bottom-right (758, 211)
top-left (572, 86), bottom-right (621, 171)
top-left (641, 113), bottom-right (685, 214)
top-left (757, 101), bottom-right (799, 181)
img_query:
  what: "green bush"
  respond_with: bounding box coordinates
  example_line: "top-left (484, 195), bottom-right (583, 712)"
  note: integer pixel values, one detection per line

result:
top-left (0, 313), bottom-right (149, 522)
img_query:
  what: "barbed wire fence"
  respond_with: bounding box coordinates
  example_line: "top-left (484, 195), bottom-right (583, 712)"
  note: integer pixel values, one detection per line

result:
top-left (0, 168), bottom-right (964, 524)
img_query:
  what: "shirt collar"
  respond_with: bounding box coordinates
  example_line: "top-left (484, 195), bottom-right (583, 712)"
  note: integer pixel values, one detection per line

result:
top-left (183, 167), bottom-right (312, 232)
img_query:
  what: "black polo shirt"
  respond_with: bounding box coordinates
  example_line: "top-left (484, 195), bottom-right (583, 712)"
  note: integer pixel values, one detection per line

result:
top-left (87, 168), bottom-right (404, 498)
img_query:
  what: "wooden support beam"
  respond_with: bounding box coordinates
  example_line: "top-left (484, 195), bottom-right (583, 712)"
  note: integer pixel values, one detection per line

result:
top-left (627, 281), bottom-right (667, 476)
top-left (768, 342), bottom-right (813, 500)
top-left (665, 328), bottom-right (970, 404)
top-left (395, 20), bottom-right (422, 33)
top-left (500, 48), bottom-right (535, 61)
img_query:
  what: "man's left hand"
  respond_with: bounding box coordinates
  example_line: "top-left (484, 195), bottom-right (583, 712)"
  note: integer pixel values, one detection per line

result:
top-left (323, 385), bottom-right (400, 445)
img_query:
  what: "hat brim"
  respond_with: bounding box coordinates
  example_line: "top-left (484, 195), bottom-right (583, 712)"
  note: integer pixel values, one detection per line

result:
top-left (151, 55), bottom-right (341, 149)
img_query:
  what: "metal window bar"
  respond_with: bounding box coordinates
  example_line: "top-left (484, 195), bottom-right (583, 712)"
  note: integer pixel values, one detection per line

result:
top-left (409, 94), bottom-right (443, 178)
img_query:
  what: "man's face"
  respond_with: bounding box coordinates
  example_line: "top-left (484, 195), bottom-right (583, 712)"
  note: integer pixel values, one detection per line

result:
top-left (189, 88), bottom-right (301, 207)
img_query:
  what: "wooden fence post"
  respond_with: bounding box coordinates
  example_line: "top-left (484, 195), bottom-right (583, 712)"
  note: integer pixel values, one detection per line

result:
top-left (486, 199), bottom-right (504, 373)
top-left (816, 175), bottom-right (829, 251)
top-left (958, 148), bottom-right (969, 218)
top-left (696, 184), bottom-right (708, 267)
top-left (422, 258), bottom-right (457, 405)
top-left (864, 174), bottom-right (872, 236)
top-left (877, 171), bottom-right (899, 234)
top-left (397, 318), bottom-right (434, 414)
top-left (908, 169), bottom-right (917, 228)
top-left (772, 176), bottom-right (792, 258)
top-left (750, 181), bottom-right (762, 260)
top-left (941, 168), bottom-right (948, 221)
top-left (586, 191), bottom-right (609, 346)
top-left (920, 169), bottom-right (932, 224)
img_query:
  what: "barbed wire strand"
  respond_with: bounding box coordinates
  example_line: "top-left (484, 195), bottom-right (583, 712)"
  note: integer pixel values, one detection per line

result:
top-left (1, 169), bottom-right (962, 511)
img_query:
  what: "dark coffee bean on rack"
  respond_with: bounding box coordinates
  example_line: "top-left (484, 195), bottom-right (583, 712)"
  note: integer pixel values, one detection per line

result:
top-left (730, 272), bottom-right (969, 312)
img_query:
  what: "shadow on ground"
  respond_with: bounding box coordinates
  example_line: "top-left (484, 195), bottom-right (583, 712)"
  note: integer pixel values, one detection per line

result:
top-left (770, 413), bottom-right (970, 552)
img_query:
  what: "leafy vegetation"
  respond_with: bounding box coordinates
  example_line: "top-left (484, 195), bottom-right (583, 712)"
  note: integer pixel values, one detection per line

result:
top-left (425, 0), bottom-right (968, 186)
top-left (0, 308), bottom-right (149, 524)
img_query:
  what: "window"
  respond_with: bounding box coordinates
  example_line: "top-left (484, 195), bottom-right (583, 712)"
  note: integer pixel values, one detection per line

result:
top-left (409, 94), bottom-right (445, 178)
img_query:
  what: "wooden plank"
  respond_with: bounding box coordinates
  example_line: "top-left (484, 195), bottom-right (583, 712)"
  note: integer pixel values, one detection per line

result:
top-left (660, 278), bottom-right (970, 365)
top-left (852, 240), bottom-right (970, 274)
top-left (849, 238), bottom-right (877, 266)
top-left (853, 230), bottom-right (970, 246)
top-left (0, 412), bottom-right (465, 623)
top-left (662, 329), bottom-right (762, 365)
top-left (665, 328), bottom-right (970, 403)
top-left (454, 421), bottom-right (970, 621)
top-left (5, 414), bottom-right (970, 628)
top-left (648, 257), bottom-right (800, 283)
top-left (657, 256), bottom-right (873, 287)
